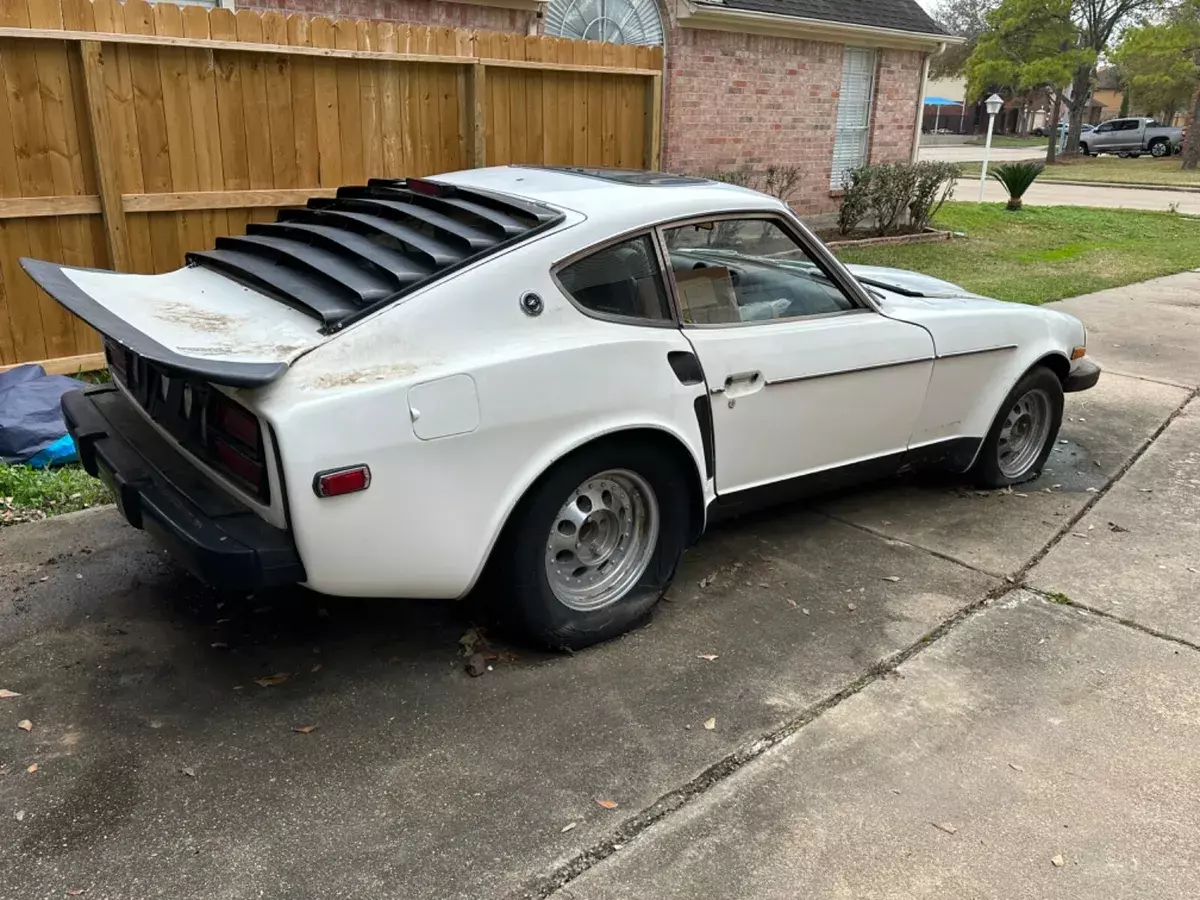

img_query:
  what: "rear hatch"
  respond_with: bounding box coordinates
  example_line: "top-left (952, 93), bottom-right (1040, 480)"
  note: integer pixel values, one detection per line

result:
top-left (21, 177), bottom-right (563, 389)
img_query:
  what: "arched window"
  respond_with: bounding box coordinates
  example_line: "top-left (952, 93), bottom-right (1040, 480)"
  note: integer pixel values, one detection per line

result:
top-left (544, 0), bottom-right (665, 45)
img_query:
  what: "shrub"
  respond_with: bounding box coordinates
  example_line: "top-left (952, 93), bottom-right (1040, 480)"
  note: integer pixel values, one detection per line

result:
top-left (708, 166), bottom-right (803, 204)
top-left (866, 162), bottom-right (919, 236)
top-left (909, 161), bottom-right (959, 231)
top-left (836, 160), bottom-right (958, 236)
top-left (989, 161), bottom-right (1044, 211)
top-left (837, 165), bottom-right (874, 235)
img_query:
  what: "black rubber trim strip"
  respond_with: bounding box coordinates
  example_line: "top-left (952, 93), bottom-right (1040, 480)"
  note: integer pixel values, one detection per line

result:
top-left (693, 395), bottom-right (715, 479)
top-left (18, 258), bottom-right (289, 388)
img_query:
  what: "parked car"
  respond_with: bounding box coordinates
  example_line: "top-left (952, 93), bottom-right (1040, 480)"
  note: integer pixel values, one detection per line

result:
top-left (1033, 122), bottom-right (1094, 138)
top-left (20, 167), bottom-right (1100, 649)
top-left (1080, 117), bottom-right (1184, 157)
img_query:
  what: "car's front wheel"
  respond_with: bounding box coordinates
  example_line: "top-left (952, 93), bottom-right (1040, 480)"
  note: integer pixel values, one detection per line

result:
top-left (496, 438), bottom-right (691, 649)
top-left (972, 366), bottom-right (1064, 487)
top-left (1079, 142), bottom-right (1089, 156)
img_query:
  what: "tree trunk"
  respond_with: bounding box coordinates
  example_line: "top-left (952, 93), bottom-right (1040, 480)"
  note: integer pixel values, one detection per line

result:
top-left (1183, 54), bottom-right (1200, 171)
top-left (1046, 93), bottom-right (1062, 166)
top-left (1064, 66), bottom-right (1091, 155)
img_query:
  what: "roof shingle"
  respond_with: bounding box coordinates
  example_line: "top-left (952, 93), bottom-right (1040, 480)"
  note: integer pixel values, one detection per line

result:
top-left (699, 0), bottom-right (948, 37)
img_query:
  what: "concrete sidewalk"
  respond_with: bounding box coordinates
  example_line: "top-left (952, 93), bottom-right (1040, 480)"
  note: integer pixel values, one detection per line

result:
top-left (960, 177), bottom-right (1200, 213)
top-left (3, 273), bottom-right (1200, 900)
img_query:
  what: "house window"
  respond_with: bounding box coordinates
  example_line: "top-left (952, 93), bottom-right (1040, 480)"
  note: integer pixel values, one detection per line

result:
top-left (830, 47), bottom-right (877, 190)
top-left (544, 0), bottom-right (665, 45)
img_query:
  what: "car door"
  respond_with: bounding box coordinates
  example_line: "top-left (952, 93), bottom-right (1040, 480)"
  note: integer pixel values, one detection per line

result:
top-left (1110, 119), bottom-right (1138, 151)
top-left (1090, 121), bottom-right (1115, 151)
top-left (660, 215), bottom-right (935, 496)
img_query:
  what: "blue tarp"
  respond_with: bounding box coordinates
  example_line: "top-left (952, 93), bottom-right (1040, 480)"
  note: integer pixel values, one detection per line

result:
top-left (924, 96), bottom-right (962, 106)
top-left (0, 364), bottom-right (84, 467)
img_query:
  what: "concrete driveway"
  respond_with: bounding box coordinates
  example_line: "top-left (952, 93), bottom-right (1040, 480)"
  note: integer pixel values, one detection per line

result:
top-left (4, 272), bottom-right (1200, 900)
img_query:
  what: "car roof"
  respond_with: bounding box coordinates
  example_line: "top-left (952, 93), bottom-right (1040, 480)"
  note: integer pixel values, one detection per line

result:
top-left (433, 165), bottom-right (784, 235)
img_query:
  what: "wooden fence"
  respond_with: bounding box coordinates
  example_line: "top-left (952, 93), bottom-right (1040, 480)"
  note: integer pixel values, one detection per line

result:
top-left (0, 0), bottom-right (664, 374)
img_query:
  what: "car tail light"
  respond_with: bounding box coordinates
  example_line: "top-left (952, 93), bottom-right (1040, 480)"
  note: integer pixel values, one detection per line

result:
top-left (313, 465), bottom-right (371, 498)
top-left (206, 392), bottom-right (268, 499)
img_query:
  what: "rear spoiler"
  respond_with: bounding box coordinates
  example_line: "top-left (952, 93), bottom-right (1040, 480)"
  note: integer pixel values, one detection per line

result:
top-left (19, 258), bottom-right (288, 388)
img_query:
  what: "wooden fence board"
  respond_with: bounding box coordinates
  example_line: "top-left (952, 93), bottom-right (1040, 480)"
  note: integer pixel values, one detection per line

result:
top-left (0, 1), bottom-right (663, 371)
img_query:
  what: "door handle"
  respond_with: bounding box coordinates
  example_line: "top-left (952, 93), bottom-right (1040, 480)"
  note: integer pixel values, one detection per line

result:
top-left (723, 371), bottom-right (764, 398)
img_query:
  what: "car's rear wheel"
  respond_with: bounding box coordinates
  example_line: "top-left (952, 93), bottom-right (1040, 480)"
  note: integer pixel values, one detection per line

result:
top-left (496, 438), bottom-right (690, 649)
top-left (1150, 139), bottom-right (1170, 158)
top-left (972, 366), bottom-right (1064, 487)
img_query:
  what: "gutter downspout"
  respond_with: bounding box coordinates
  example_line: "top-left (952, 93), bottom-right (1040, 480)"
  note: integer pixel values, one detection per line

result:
top-left (911, 48), bottom-right (936, 162)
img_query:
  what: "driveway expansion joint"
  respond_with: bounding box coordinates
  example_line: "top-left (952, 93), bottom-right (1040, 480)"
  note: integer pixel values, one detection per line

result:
top-left (1024, 586), bottom-right (1200, 654)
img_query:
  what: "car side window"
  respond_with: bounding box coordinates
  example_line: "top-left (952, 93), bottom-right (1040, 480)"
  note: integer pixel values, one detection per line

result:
top-left (557, 234), bottom-right (672, 323)
top-left (663, 218), bottom-right (858, 325)
top-left (1095, 122), bottom-right (1112, 133)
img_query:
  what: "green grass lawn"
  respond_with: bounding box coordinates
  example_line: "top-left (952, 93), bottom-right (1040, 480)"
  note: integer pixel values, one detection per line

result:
top-left (834, 203), bottom-right (1200, 304)
top-left (959, 154), bottom-right (1200, 187)
top-left (1, 463), bottom-right (110, 525)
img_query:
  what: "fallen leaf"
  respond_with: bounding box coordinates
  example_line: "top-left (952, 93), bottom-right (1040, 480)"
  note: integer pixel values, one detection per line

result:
top-left (26, 764), bottom-right (37, 774)
top-left (458, 626), bottom-right (487, 657)
top-left (0, 689), bottom-right (21, 699)
top-left (1108, 522), bottom-right (1130, 533)
top-left (703, 717), bottom-right (716, 731)
top-left (1139, 488), bottom-right (1154, 493)
top-left (180, 767), bottom-right (196, 778)
top-left (846, 603), bottom-right (857, 611)
top-left (1009, 763), bottom-right (1025, 772)
top-left (66, 890), bottom-right (87, 896)
top-left (1051, 854), bottom-right (1065, 868)
top-left (801, 608), bottom-right (810, 616)
top-left (932, 822), bottom-right (958, 835)
top-left (699, 573), bottom-right (718, 589)
top-left (17, 719), bottom-right (32, 732)
top-left (594, 798), bottom-right (618, 809)
top-left (561, 822), bottom-right (577, 833)
top-left (785, 597), bottom-right (797, 609)
top-left (254, 672), bottom-right (291, 687)
top-left (14, 809), bottom-right (24, 822)
top-left (882, 576), bottom-right (901, 583)
top-left (757, 582), bottom-right (771, 588)
top-left (311, 663), bottom-right (323, 673)
top-left (1014, 492), bottom-right (1028, 498)
top-left (291, 724), bottom-right (318, 734)
top-left (697, 654), bottom-right (719, 661)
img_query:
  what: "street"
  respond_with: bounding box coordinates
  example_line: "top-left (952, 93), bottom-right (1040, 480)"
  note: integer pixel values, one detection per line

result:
top-left (4, 272), bottom-right (1200, 900)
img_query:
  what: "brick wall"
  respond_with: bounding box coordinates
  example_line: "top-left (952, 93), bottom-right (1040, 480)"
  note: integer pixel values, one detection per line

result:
top-left (234, 0), bottom-right (536, 33)
top-left (868, 49), bottom-right (922, 164)
top-left (662, 27), bottom-right (844, 214)
top-left (662, 18), bottom-right (927, 216)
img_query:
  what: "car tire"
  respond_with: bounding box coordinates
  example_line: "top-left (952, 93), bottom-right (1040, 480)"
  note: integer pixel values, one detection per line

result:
top-left (1150, 139), bottom-right (1169, 158)
top-left (1079, 142), bottom-right (1089, 156)
top-left (495, 437), bottom-right (691, 650)
top-left (972, 366), bottom-right (1065, 488)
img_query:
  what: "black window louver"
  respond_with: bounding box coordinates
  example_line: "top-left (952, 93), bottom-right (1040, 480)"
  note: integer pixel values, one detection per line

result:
top-left (186, 178), bottom-right (563, 331)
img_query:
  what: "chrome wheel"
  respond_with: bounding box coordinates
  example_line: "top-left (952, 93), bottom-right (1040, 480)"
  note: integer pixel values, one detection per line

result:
top-left (1151, 141), bottom-right (1169, 158)
top-left (544, 469), bottom-right (659, 612)
top-left (997, 388), bottom-right (1053, 478)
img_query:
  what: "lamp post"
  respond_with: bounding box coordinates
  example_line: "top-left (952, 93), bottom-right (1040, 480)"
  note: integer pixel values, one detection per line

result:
top-left (978, 93), bottom-right (1004, 202)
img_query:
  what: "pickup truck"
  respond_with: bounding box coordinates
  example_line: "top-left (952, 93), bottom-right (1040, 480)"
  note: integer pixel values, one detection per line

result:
top-left (1079, 117), bottom-right (1184, 158)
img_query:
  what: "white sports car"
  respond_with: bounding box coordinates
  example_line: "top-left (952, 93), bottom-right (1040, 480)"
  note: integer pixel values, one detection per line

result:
top-left (24, 167), bottom-right (1099, 648)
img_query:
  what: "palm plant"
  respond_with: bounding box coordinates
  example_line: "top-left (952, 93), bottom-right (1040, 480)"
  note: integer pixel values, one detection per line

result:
top-left (989, 161), bottom-right (1045, 211)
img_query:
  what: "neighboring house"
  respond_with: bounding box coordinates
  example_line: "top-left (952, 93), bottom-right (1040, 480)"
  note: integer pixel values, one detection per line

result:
top-left (1092, 67), bottom-right (1123, 123)
top-left (183, 0), bottom-right (957, 215)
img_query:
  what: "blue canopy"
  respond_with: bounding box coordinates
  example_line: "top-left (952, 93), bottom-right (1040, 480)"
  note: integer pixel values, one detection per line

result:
top-left (924, 96), bottom-right (962, 106)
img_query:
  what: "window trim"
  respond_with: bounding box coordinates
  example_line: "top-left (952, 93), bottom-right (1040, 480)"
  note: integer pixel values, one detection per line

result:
top-left (550, 228), bottom-right (680, 329)
top-left (830, 46), bottom-right (879, 191)
top-left (652, 211), bottom-right (877, 330)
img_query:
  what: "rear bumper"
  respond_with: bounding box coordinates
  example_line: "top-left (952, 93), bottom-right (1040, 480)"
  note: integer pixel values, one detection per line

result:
top-left (1064, 358), bottom-right (1101, 393)
top-left (63, 385), bottom-right (305, 590)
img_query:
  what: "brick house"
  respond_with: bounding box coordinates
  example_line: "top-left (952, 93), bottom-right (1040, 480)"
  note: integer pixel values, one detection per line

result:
top-left (217, 0), bottom-right (953, 215)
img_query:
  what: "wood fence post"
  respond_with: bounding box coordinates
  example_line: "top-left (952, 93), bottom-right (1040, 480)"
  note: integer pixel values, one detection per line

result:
top-left (79, 40), bottom-right (132, 272)
top-left (468, 61), bottom-right (487, 168)
top-left (644, 71), bottom-right (662, 171)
